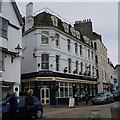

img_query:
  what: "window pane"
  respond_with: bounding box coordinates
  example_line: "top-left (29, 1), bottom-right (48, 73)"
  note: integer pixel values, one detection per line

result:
top-left (42, 90), bottom-right (44, 98)
top-left (69, 88), bottom-right (72, 96)
top-left (80, 45), bottom-right (82, 55)
top-left (67, 39), bottom-right (71, 51)
top-left (56, 55), bottom-right (60, 71)
top-left (0, 18), bottom-right (8, 38)
top-left (46, 89), bottom-right (49, 98)
top-left (68, 59), bottom-right (71, 73)
top-left (41, 31), bottom-right (49, 44)
top-left (60, 88), bottom-right (64, 97)
top-left (60, 82), bottom-right (63, 86)
top-left (65, 88), bottom-right (68, 97)
top-left (75, 43), bottom-right (78, 54)
top-left (55, 33), bottom-right (59, 46)
top-left (41, 54), bottom-right (49, 69)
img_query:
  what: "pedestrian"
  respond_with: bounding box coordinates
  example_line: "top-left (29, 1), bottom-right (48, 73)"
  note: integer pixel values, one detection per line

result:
top-left (74, 94), bottom-right (79, 105)
top-left (85, 91), bottom-right (89, 105)
top-left (25, 89), bottom-right (34, 119)
top-left (9, 92), bottom-right (19, 120)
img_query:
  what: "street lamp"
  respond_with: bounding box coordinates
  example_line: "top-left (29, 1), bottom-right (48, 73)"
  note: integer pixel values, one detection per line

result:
top-left (15, 44), bottom-right (22, 57)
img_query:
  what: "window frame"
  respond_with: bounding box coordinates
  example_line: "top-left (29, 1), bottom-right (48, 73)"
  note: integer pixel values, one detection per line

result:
top-left (80, 45), bottom-right (82, 56)
top-left (75, 43), bottom-right (78, 54)
top-left (68, 58), bottom-right (71, 73)
top-left (67, 39), bottom-right (71, 52)
top-left (41, 31), bottom-right (49, 45)
top-left (41, 54), bottom-right (49, 70)
top-left (76, 61), bottom-right (78, 74)
top-left (0, 51), bottom-right (5, 71)
top-left (56, 55), bottom-right (60, 71)
top-left (57, 82), bottom-right (73, 98)
top-left (0, 17), bottom-right (8, 39)
top-left (55, 33), bottom-right (60, 47)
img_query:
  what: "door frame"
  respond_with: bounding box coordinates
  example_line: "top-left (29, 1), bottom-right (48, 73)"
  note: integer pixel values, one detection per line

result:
top-left (40, 88), bottom-right (50, 105)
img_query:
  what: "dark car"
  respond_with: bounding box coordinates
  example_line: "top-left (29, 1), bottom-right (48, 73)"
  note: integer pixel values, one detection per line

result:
top-left (112, 89), bottom-right (120, 101)
top-left (92, 92), bottom-right (114, 105)
top-left (1, 96), bottom-right (43, 119)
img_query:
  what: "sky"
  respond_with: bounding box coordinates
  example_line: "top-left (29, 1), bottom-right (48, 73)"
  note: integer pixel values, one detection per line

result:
top-left (16, 0), bottom-right (118, 66)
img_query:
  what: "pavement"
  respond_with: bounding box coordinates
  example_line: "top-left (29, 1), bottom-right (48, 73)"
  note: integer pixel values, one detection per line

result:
top-left (43, 100), bottom-right (92, 109)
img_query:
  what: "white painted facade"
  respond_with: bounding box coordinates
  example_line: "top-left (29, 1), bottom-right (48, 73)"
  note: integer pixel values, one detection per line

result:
top-left (0, 1), bottom-right (23, 98)
top-left (22, 27), bottom-right (96, 77)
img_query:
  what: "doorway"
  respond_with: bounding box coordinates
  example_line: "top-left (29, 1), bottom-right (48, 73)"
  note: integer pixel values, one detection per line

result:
top-left (40, 88), bottom-right (50, 104)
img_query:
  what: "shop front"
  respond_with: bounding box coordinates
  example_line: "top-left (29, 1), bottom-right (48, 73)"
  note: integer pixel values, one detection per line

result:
top-left (21, 71), bottom-right (97, 105)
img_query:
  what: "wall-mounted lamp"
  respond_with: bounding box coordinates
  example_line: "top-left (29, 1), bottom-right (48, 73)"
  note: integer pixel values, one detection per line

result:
top-left (15, 44), bottom-right (22, 57)
top-left (64, 67), bottom-right (67, 73)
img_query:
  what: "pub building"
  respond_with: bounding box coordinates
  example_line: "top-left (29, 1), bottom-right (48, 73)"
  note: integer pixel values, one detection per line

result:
top-left (21, 3), bottom-right (98, 105)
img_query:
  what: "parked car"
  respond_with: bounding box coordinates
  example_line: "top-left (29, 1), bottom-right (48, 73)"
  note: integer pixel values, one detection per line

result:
top-left (112, 89), bottom-right (120, 101)
top-left (0, 96), bottom-right (43, 119)
top-left (92, 92), bottom-right (114, 105)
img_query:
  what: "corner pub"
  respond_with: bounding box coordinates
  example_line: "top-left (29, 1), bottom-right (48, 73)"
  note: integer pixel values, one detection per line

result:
top-left (21, 3), bottom-right (98, 105)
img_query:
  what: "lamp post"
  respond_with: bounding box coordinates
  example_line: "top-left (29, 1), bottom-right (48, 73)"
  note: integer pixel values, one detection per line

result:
top-left (15, 44), bottom-right (22, 57)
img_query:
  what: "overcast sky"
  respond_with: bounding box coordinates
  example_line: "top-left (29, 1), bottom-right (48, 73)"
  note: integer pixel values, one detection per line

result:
top-left (16, 0), bottom-right (118, 66)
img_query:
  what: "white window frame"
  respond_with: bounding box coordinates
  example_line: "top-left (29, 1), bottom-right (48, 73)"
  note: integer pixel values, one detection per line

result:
top-left (58, 82), bottom-right (73, 98)
top-left (41, 31), bottom-right (49, 45)
top-left (41, 54), bottom-right (49, 70)
top-left (67, 39), bottom-right (71, 52)
top-left (56, 55), bottom-right (60, 71)
top-left (75, 43), bottom-right (78, 54)
top-left (51, 15), bottom-right (58, 27)
top-left (55, 33), bottom-right (60, 47)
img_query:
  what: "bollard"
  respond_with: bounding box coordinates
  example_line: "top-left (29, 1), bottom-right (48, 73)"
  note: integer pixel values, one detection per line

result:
top-left (88, 111), bottom-right (102, 120)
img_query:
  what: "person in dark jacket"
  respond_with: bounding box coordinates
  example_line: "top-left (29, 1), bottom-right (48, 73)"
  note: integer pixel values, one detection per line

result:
top-left (9, 92), bottom-right (19, 120)
top-left (25, 90), bottom-right (34, 119)
top-left (85, 91), bottom-right (89, 105)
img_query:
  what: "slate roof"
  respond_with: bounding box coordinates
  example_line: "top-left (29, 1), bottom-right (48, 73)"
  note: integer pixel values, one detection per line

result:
top-left (33, 12), bottom-right (87, 46)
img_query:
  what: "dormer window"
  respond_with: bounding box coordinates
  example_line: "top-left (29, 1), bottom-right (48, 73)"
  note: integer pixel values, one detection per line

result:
top-left (83, 36), bottom-right (89, 44)
top-left (76, 30), bottom-right (80, 39)
top-left (62, 22), bottom-right (69, 33)
top-left (51, 15), bottom-right (58, 27)
top-left (70, 27), bottom-right (76, 37)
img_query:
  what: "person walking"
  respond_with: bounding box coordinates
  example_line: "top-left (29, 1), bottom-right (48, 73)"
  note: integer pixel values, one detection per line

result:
top-left (74, 94), bottom-right (79, 105)
top-left (85, 91), bottom-right (89, 105)
top-left (9, 92), bottom-right (19, 120)
top-left (25, 90), bottom-right (34, 119)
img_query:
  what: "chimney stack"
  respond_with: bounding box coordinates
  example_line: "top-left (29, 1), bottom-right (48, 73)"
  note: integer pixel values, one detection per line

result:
top-left (25, 2), bottom-right (34, 31)
top-left (74, 19), bottom-right (93, 38)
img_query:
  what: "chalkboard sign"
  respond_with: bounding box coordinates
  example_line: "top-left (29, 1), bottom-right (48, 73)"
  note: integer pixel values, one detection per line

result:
top-left (69, 97), bottom-right (75, 108)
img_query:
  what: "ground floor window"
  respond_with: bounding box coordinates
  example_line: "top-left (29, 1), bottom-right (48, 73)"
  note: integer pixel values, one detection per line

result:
top-left (89, 84), bottom-right (92, 96)
top-left (57, 82), bottom-right (73, 98)
top-left (93, 84), bottom-right (96, 96)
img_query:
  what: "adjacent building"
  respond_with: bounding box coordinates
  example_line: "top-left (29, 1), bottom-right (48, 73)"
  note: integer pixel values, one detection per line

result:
top-left (114, 65), bottom-right (120, 89)
top-left (0, 0), bottom-right (23, 98)
top-left (21, 3), bottom-right (97, 105)
top-left (74, 19), bottom-right (115, 93)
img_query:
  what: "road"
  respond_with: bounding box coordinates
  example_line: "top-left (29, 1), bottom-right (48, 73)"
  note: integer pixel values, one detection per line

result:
top-left (42, 102), bottom-right (119, 119)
